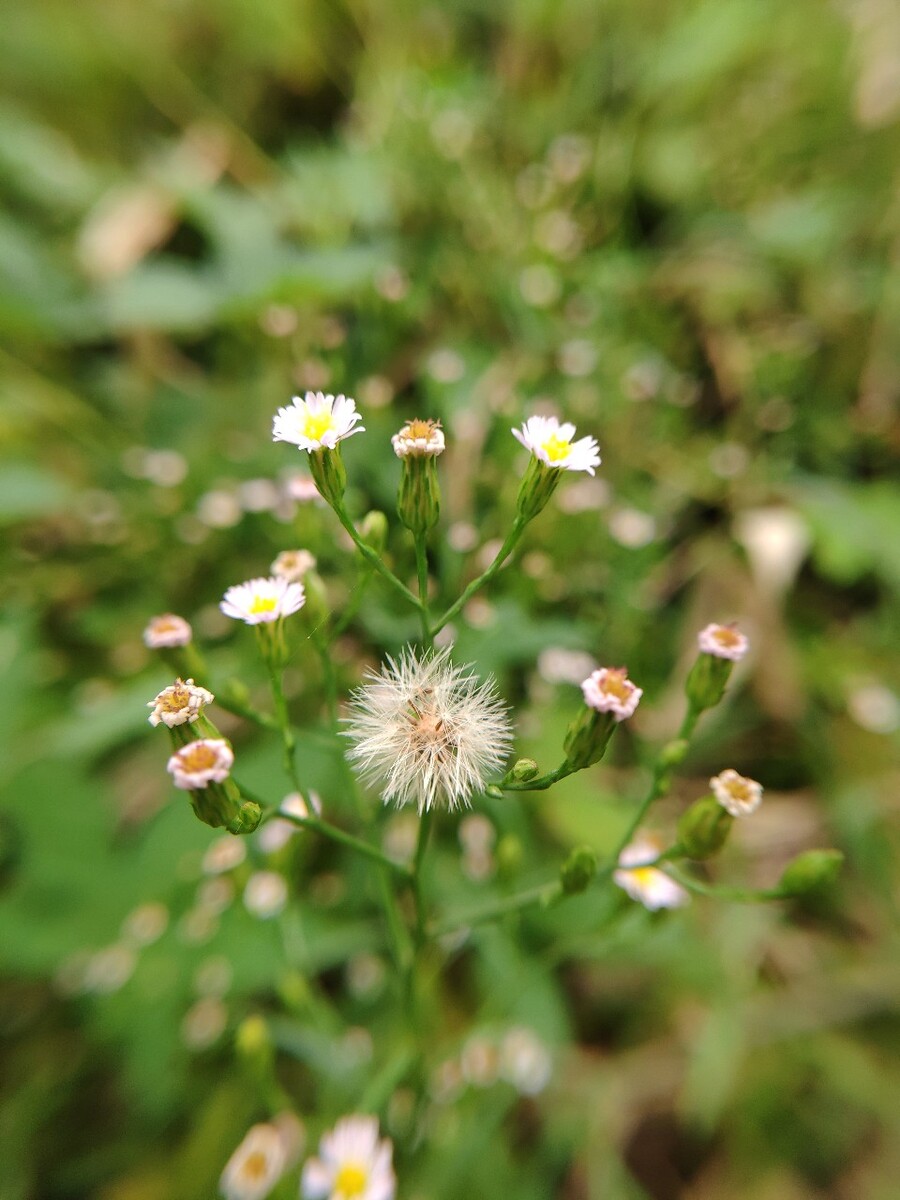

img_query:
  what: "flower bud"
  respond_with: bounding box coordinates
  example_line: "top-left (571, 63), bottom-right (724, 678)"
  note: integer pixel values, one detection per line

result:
top-left (684, 652), bottom-right (733, 711)
top-left (308, 446), bottom-right (347, 508)
top-left (514, 456), bottom-right (563, 523)
top-left (359, 510), bottom-right (388, 555)
top-left (677, 794), bottom-right (733, 859)
top-left (560, 845), bottom-right (598, 895)
top-left (563, 707), bottom-right (617, 771)
top-left (397, 455), bottom-right (441, 535)
top-left (502, 758), bottom-right (540, 785)
top-left (226, 800), bottom-right (263, 836)
top-left (779, 849), bottom-right (844, 896)
top-left (484, 784), bottom-right (504, 800)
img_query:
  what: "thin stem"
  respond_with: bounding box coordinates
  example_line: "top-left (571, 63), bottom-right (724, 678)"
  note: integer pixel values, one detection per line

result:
top-left (662, 863), bottom-right (785, 904)
top-left (215, 695), bottom-right (280, 733)
top-left (430, 880), bottom-right (562, 939)
top-left (312, 632), bottom-right (338, 729)
top-left (411, 809), bottom-right (434, 945)
top-left (332, 504), bottom-right (422, 611)
top-left (499, 762), bottom-right (573, 792)
top-left (431, 515), bottom-right (528, 636)
top-left (329, 564), bottom-right (374, 639)
top-left (278, 811), bottom-right (412, 880)
top-left (266, 660), bottom-right (301, 792)
top-left (414, 534), bottom-right (433, 649)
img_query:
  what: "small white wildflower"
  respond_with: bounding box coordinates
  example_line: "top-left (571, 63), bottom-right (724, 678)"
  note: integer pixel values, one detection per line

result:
top-left (83, 944), bottom-right (137, 994)
top-left (499, 1027), bottom-right (553, 1096)
top-left (301, 1115), bottom-right (395, 1200)
top-left (345, 647), bottom-right (514, 814)
top-left (220, 1124), bottom-right (287, 1200)
top-left (614, 835), bottom-right (689, 910)
top-left (121, 902), bottom-right (169, 946)
top-left (285, 476), bottom-right (324, 503)
top-left (512, 415), bottom-right (600, 475)
top-left (147, 677), bottom-right (214, 728)
top-left (710, 768), bottom-right (763, 817)
top-left (581, 667), bottom-right (642, 721)
top-left (243, 871), bottom-right (288, 919)
top-left (220, 576), bottom-right (305, 625)
top-left (698, 623), bottom-right (749, 662)
top-left (271, 549), bottom-right (317, 581)
top-left (281, 790), bottom-right (322, 820)
top-left (143, 613), bottom-right (192, 648)
top-left (167, 739), bottom-right (234, 790)
top-left (272, 392), bottom-right (364, 452)
top-left (202, 836), bottom-right (247, 875)
top-left (391, 418), bottom-right (445, 457)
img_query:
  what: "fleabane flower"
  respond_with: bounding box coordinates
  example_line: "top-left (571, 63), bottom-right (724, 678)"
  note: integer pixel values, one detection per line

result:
top-left (301, 1115), bottom-right (395, 1200)
top-left (167, 739), bottom-right (234, 790)
top-left (581, 667), bottom-right (642, 721)
top-left (698, 623), bottom-right (749, 662)
top-left (144, 613), bottom-right (192, 648)
top-left (344, 647), bottom-right (513, 814)
top-left (710, 768), bottom-right (763, 817)
top-left (220, 1122), bottom-right (287, 1200)
top-left (272, 392), bottom-right (364, 452)
top-left (271, 549), bottom-right (316, 582)
top-left (220, 577), bottom-right (306, 625)
top-left (391, 418), bottom-right (445, 458)
top-left (512, 415), bottom-right (600, 475)
top-left (148, 678), bottom-right (214, 728)
top-left (614, 835), bottom-right (689, 911)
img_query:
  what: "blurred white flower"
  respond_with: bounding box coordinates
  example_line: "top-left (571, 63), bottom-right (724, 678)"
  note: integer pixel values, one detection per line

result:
top-left (391, 418), bottom-right (445, 457)
top-left (148, 678), bottom-right (214, 728)
top-left (734, 506), bottom-right (811, 598)
top-left (202, 836), bottom-right (247, 875)
top-left (243, 871), bottom-right (288, 919)
top-left (121, 902), bottom-right (169, 946)
top-left (83, 944), bottom-right (137, 994)
top-left (512, 415), bottom-right (600, 475)
top-left (272, 392), bottom-right (364, 452)
top-left (301, 1115), bottom-right (395, 1200)
top-left (271, 549), bottom-right (317, 582)
top-left (285, 476), bottom-right (323, 503)
top-left (220, 1124), bottom-right (287, 1200)
top-left (143, 613), bottom-right (192, 648)
top-left (537, 647), bottom-right (597, 685)
top-left (614, 836), bottom-right (689, 910)
top-left (220, 576), bottom-right (305, 625)
top-left (460, 1035), bottom-right (500, 1087)
top-left (608, 508), bottom-right (656, 548)
top-left (710, 769), bottom-right (763, 817)
top-left (581, 667), bottom-right (642, 721)
top-left (500, 1027), bottom-right (553, 1096)
top-left (847, 682), bottom-right (900, 734)
top-left (182, 996), bottom-right (227, 1049)
top-left (167, 739), bottom-right (233, 790)
top-left (697, 623), bottom-right (749, 661)
top-left (345, 647), bottom-right (513, 813)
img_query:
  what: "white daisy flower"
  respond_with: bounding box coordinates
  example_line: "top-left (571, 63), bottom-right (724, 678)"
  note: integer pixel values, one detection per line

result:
top-left (272, 392), bottom-right (364, 452)
top-left (512, 415), bottom-right (600, 475)
top-left (167, 739), bottom-right (234, 790)
top-left (581, 667), bottom-right (642, 721)
top-left (143, 613), bottom-right (192, 648)
top-left (220, 576), bottom-right (306, 625)
top-left (697, 623), bottom-right (749, 661)
top-left (710, 768), bottom-right (763, 817)
top-left (614, 835), bottom-right (689, 910)
top-left (271, 549), bottom-right (317, 582)
top-left (301, 1114), bottom-right (395, 1200)
top-left (344, 647), bottom-right (514, 814)
top-left (220, 1123), bottom-right (287, 1200)
top-left (147, 678), bottom-right (214, 728)
top-left (391, 418), bottom-right (445, 457)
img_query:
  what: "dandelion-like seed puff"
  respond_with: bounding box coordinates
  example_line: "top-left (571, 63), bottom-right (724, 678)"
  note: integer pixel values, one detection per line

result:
top-left (344, 647), bottom-right (514, 814)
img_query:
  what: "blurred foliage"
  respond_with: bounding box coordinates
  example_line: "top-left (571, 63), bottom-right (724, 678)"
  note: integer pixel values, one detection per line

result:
top-left (2, 0), bottom-right (900, 1197)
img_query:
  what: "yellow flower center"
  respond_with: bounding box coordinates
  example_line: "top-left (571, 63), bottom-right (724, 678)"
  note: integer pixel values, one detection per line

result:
top-left (405, 418), bottom-right (439, 440)
top-left (160, 685), bottom-right (190, 711)
top-left (302, 411), bottom-right (335, 443)
top-left (334, 1163), bottom-right (368, 1197)
top-left (180, 743), bottom-right (218, 771)
top-left (726, 778), bottom-right (752, 803)
top-left (249, 595), bottom-right (278, 615)
top-left (602, 670), bottom-right (632, 702)
top-left (540, 433), bottom-right (572, 463)
top-left (629, 866), bottom-right (657, 890)
top-left (241, 1151), bottom-right (270, 1182)
top-left (713, 627), bottom-right (741, 649)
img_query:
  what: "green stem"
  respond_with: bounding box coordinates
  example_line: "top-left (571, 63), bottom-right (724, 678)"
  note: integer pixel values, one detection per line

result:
top-left (661, 864), bottom-right (785, 904)
top-left (266, 661), bottom-right (301, 792)
top-left (414, 534), bottom-right (433, 649)
top-left (411, 809), bottom-right (434, 945)
top-left (499, 762), bottom-right (573, 792)
top-left (215, 696), bottom-right (280, 733)
top-left (278, 811), bottom-right (412, 880)
top-left (430, 880), bottom-right (562, 938)
top-left (329, 565), bottom-right (375, 639)
top-left (312, 632), bottom-right (338, 729)
top-left (332, 503), bottom-right (422, 612)
top-left (431, 515), bottom-right (528, 636)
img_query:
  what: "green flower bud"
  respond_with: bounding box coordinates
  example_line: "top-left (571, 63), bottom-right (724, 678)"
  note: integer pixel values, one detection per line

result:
top-left (308, 446), bottom-right (347, 508)
top-left (502, 758), bottom-right (540, 784)
top-left (677, 794), bottom-right (733, 859)
top-left (779, 849), bottom-right (844, 896)
top-left (484, 784), bottom-right (504, 800)
top-left (514, 456), bottom-right (563, 523)
top-left (226, 800), bottom-right (263, 836)
top-left (563, 707), bottom-right (617, 771)
top-left (359, 510), bottom-right (389, 554)
top-left (685, 653), bottom-right (733, 711)
top-left (560, 845), bottom-right (598, 894)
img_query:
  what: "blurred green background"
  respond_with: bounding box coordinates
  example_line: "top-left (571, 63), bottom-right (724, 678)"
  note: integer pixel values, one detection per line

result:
top-left (2, 0), bottom-right (900, 1197)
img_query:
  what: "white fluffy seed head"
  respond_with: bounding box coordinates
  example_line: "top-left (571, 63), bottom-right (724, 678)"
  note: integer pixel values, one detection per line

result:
top-left (344, 646), bottom-right (514, 814)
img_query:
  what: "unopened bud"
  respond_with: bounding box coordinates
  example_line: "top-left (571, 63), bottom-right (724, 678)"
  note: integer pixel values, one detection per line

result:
top-left (484, 784), bottom-right (504, 800)
top-left (677, 794), bottom-right (733, 859)
top-left (308, 446), bottom-right (347, 508)
top-left (503, 758), bottom-right (540, 784)
top-left (359, 510), bottom-right (388, 555)
top-left (560, 846), bottom-right (598, 894)
top-left (563, 707), bottom-right (617, 771)
top-left (779, 849), bottom-right (844, 896)
top-left (397, 455), bottom-right (441, 534)
top-left (685, 653), bottom-right (733, 712)
top-left (226, 800), bottom-right (263, 836)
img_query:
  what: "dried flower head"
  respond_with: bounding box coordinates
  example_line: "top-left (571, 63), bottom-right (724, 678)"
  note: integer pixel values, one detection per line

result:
top-left (144, 613), bottom-right (192, 648)
top-left (148, 678), bottom-right (214, 728)
top-left (220, 576), bottom-right (306, 625)
top-left (272, 392), bottom-right (364, 452)
top-left (391, 418), bottom-right (445, 457)
top-left (614, 835), bottom-right (689, 910)
top-left (167, 738), bottom-right (234, 790)
top-left (710, 768), bottom-right (763, 817)
top-left (698, 623), bottom-right (749, 661)
top-left (301, 1115), bottom-right (395, 1200)
top-left (271, 549), bottom-right (317, 581)
top-left (512, 415), bottom-right (600, 475)
top-left (220, 1123), bottom-right (287, 1200)
top-left (345, 647), bottom-right (513, 813)
top-left (581, 666), bottom-right (642, 721)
